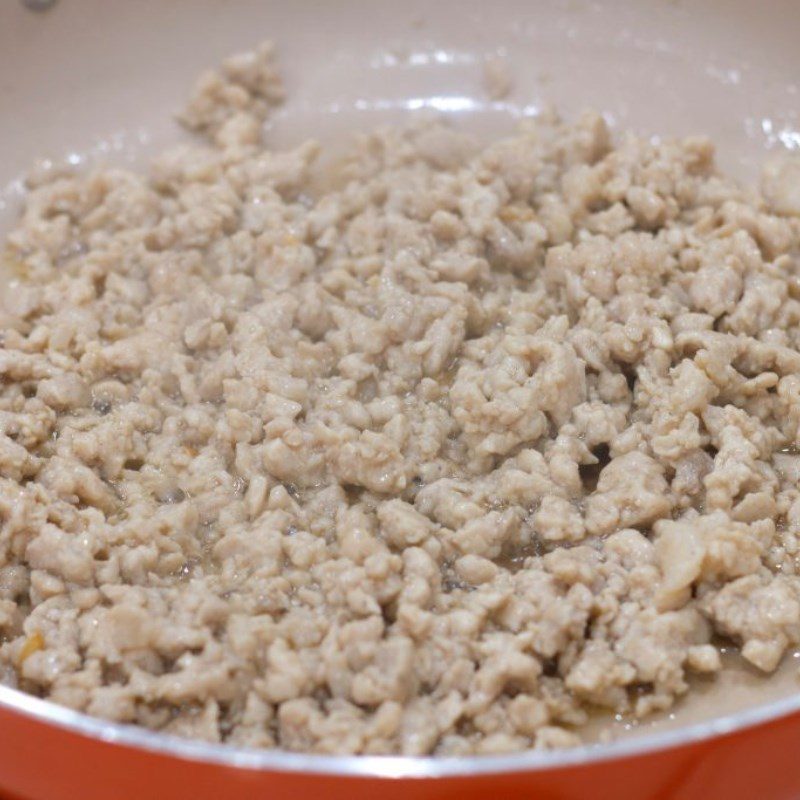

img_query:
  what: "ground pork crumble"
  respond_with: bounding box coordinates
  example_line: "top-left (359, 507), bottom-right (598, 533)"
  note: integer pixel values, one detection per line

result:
top-left (1, 42), bottom-right (800, 756)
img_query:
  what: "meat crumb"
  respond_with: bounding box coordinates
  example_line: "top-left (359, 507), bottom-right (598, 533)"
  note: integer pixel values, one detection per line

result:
top-left (483, 56), bottom-right (513, 101)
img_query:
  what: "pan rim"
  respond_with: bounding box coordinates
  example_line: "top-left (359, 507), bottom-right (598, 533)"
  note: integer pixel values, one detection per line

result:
top-left (1, 680), bottom-right (800, 777)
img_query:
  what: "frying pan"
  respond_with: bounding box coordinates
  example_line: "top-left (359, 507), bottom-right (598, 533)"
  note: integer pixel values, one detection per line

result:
top-left (1, 1), bottom-right (800, 798)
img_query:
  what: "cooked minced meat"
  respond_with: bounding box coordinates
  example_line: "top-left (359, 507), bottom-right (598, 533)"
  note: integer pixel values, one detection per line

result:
top-left (1, 42), bottom-right (800, 755)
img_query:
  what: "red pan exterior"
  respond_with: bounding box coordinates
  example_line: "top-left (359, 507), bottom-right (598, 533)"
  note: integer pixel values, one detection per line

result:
top-left (1, 703), bottom-right (799, 800)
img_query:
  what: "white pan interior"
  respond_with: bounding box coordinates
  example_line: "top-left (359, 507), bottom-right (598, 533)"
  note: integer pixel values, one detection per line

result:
top-left (1, 0), bottom-right (799, 743)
